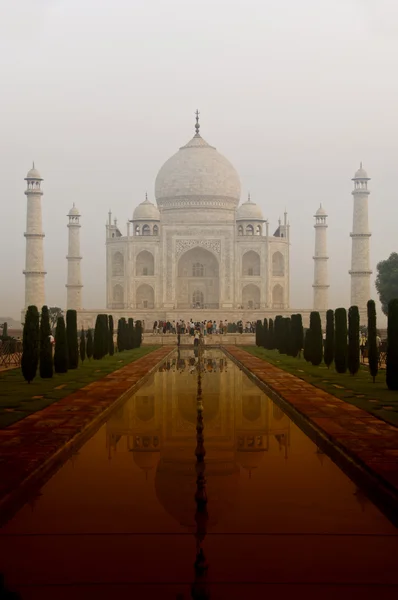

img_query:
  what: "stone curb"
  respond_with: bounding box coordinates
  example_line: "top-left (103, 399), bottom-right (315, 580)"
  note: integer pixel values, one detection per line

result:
top-left (0, 346), bottom-right (174, 526)
top-left (223, 346), bottom-right (398, 527)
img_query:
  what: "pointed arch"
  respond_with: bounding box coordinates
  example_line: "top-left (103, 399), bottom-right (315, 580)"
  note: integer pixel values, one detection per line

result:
top-left (272, 251), bottom-right (284, 276)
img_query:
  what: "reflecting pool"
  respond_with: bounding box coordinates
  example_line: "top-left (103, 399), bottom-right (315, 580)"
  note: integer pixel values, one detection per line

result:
top-left (0, 349), bottom-right (397, 599)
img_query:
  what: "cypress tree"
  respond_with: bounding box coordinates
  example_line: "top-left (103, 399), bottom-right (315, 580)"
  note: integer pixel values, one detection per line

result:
top-left (39, 305), bottom-right (53, 379)
top-left (108, 315), bottom-right (114, 356)
top-left (367, 300), bottom-right (378, 383)
top-left (303, 328), bottom-right (311, 362)
top-left (255, 320), bottom-right (263, 347)
top-left (323, 309), bottom-right (334, 368)
top-left (348, 305), bottom-right (360, 375)
top-left (117, 318), bottom-right (125, 351)
top-left (263, 318), bottom-right (268, 349)
top-left (274, 316), bottom-right (283, 352)
top-left (123, 318), bottom-right (129, 350)
top-left (386, 299), bottom-right (398, 390)
top-left (21, 305), bottom-right (40, 383)
top-left (295, 314), bottom-right (304, 358)
top-left (309, 311), bottom-right (323, 366)
top-left (268, 318), bottom-right (274, 349)
top-left (54, 316), bottom-right (68, 373)
top-left (2, 322), bottom-right (8, 339)
top-left (103, 314), bottom-right (109, 357)
top-left (334, 308), bottom-right (348, 374)
top-left (66, 309), bottom-right (78, 369)
top-left (93, 315), bottom-right (102, 359)
top-left (135, 320), bottom-right (143, 348)
top-left (128, 318), bottom-right (134, 349)
top-left (282, 317), bottom-right (291, 355)
top-left (86, 329), bottom-right (93, 359)
top-left (80, 328), bottom-right (86, 363)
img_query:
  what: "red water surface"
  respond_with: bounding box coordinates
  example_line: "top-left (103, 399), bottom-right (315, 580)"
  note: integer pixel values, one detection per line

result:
top-left (0, 349), bottom-right (397, 599)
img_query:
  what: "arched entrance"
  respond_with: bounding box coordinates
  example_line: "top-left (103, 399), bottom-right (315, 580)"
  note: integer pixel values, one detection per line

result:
top-left (177, 247), bottom-right (219, 309)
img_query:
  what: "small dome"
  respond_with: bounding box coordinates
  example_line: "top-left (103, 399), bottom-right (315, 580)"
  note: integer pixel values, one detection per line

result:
top-left (26, 166), bottom-right (42, 180)
top-left (68, 204), bottom-right (80, 216)
top-left (315, 204), bottom-right (327, 217)
top-left (353, 164), bottom-right (369, 180)
top-left (133, 196), bottom-right (160, 221)
top-left (236, 195), bottom-right (264, 221)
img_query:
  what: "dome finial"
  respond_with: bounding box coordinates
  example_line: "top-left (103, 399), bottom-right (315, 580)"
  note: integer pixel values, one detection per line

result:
top-left (33, 161), bottom-right (35, 169)
top-left (360, 161), bottom-right (362, 169)
top-left (248, 192), bottom-right (251, 202)
top-left (195, 109), bottom-right (200, 136)
top-left (145, 191), bottom-right (148, 201)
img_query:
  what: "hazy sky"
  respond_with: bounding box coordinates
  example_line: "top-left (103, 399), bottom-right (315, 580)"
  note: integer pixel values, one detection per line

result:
top-left (1, 0), bottom-right (398, 323)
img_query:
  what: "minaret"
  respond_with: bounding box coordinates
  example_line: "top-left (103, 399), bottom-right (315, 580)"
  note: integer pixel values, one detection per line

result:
top-left (66, 204), bottom-right (83, 310)
top-left (313, 204), bottom-right (329, 311)
top-left (23, 164), bottom-right (46, 314)
top-left (349, 164), bottom-right (372, 310)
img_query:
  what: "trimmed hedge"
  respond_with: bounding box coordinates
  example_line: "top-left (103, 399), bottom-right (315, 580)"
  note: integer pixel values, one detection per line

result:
top-left (39, 305), bottom-right (53, 379)
top-left (348, 305), bottom-right (360, 375)
top-left (54, 316), bottom-right (68, 373)
top-left (334, 308), bottom-right (348, 374)
top-left (21, 305), bottom-right (40, 383)
top-left (386, 299), bottom-right (398, 390)
top-left (324, 309), bottom-right (334, 368)
top-left (367, 300), bottom-right (378, 383)
top-left (66, 309), bottom-right (78, 369)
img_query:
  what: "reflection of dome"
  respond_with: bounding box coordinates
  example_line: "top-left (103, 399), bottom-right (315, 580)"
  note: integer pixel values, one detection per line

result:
top-left (155, 132), bottom-right (241, 205)
top-left (133, 197), bottom-right (160, 221)
top-left (236, 196), bottom-right (263, 221)
top-left (242, 395), bottom-right (262, 421)
top-left (237, 450), bottom-right (265, 472)
top-left (132, 451), bottom-right (160, 472)
top-left (155, 462), bottom-right (239, 529)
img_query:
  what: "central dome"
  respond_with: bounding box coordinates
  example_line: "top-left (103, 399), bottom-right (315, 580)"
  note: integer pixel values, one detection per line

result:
top-left (155, 131), bottom-right (241, 208)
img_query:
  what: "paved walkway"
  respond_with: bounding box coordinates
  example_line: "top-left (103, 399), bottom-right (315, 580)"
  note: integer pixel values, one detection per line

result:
top-left (0, 346), bottom-right (173, 520)
top-left (225, 346), bottom-right (398, 504)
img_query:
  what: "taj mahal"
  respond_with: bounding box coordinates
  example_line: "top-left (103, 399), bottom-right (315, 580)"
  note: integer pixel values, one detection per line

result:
top-left (21, 112), bottom-right (372, 329)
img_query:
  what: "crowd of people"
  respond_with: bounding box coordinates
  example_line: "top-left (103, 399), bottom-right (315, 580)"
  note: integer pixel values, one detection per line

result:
top-left (152, 319), bottom-right (256, 336)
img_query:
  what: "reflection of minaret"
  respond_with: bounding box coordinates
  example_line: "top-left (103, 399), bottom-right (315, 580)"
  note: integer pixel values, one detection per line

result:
top-left (191, 344), bottom-right (210, 600)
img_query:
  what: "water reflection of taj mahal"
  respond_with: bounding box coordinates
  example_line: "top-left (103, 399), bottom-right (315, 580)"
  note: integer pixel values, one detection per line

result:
top-left (106, 350), bottom-right (290, 528)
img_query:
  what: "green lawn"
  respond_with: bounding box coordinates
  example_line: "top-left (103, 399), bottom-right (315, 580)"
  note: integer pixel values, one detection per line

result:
top-left (0, 347), bottom-right (159, 429)
top-left (243, 346), bottom-right (398, 427)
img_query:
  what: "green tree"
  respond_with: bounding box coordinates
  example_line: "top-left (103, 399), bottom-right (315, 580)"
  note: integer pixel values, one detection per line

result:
top-left (303, 328), bottom-right (311, 362)
top-left (49, 307), bottom-right (63, 330)
top-left (1, 322), bottom-right (8, 339)
top-left (255, 320), bottom-right (263, 346)
top-left (21, 305), bottom-right (40, 383)
top-left (135, 320), bottom-right (143, 347)
top-left (86, 329), bottom-right (93, 359)
top-left (80, 328), bottom-right (86, 363)
top-left (279, 317), bottom-right (290, 355)
top-left (103, 314), bottom-right (109, 357)
top-left (334, 308), bottom-right (348, 374)
top-left (128, 318), bottom-right (134, 350)
top-left (291, 314), bottom-right (304, 358)
top-left (324, 309), bottom-right (334, 368)
top-left (348, 306), bottom-right (360, 375)
top-left (66, 310), bottom-right (79, 369)
top-left (39, 305), bottom-right (53, 379)
top-left (117, 318), bottom-right (125, 351)
top-left (93, 315), bottom-right (103, 360)
top-left (386, 299), bottom-right (398, 390)
top-left (367, 300), bottom-right (378, 383)
top-left (274, 316), bottom-right (283, 352)
top-left (375, 253), bottom-right (398, 315)
top-left (309, 311), bottom-right (323, 366)
top-left (54, 316), bottom-right (68, 373)
top-left (108, 315), bottom-right (114, 356)
top-left (263, 318), bottom-right (268, 349)
top-left (268, 318), bottom-right (274, 349)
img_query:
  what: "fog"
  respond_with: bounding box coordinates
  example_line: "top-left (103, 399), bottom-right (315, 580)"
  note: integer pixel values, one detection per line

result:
top-left (1, 0), bottom-right (397, 323)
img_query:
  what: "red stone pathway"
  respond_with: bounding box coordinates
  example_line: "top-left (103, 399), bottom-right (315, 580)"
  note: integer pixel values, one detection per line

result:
top-left (0, 346), bottom-right (173, 520)
top-left (225, 346), bottom-right (398, 500)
